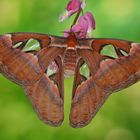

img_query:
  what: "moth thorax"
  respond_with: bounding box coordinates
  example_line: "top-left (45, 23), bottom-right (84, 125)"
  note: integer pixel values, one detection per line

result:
top-left (64, 49), bottom-right (77, 77)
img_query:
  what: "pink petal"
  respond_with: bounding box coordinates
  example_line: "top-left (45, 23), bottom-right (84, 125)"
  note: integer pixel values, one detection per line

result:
top-left (59, 10), bottom-right (70, 22)
top-left (81, 0), bottom-right (86, 9)
top-left (78, 16), bottom-right (88, 32)
top-left (59, 0), bottom-right (80, 22)
top-left (84, 12), bottom-right (95, 29)
top-left (72, 25), bottom-right (82, 32)
top-left (72, 16), bottom-right (88, 38)
top-left (67, 0), bottom-right (81, 11)
top-left (59, 0), bottom-right (87, 22)
top-left (78, 31), bottom-right (87, 38)
top-left (64, 29), bottom-right (70, 37)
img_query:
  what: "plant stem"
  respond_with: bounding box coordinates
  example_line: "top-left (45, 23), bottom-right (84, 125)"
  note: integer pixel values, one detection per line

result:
top-left (71, 8), bottom-right (82, 30)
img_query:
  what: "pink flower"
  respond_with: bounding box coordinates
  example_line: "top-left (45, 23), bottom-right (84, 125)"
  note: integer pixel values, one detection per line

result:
top-left (67, 0), bottom-right (80, 13)
top-left (84, 12), bottom-right (96, 37)
top-left (72, 16), bottom-right (88, 38)
top-left (59, 0), bottom-right (86, 22)
top-left (64, 12), bottom-right (95, 38)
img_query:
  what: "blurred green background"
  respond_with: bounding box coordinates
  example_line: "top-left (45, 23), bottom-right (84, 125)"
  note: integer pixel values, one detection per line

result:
top-left (0, 0), bottom-right (140, 140)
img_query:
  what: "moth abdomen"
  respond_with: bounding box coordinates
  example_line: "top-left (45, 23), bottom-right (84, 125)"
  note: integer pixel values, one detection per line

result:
top-left (64, 49), bottom-right (77, 77)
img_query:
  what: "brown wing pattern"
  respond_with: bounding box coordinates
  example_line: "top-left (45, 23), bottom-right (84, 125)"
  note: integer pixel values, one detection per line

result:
top-left (0, 33), bottom-right (65, 126)
top-left (24, 74), bottom-right (64, 126)
top-left (1, 33), bottom-right (140, 127)
top-left (70, 39), bottom-right (140, 127)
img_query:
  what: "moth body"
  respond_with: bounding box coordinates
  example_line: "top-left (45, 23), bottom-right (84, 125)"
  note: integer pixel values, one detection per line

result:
top-left (64, 48), bottom-right (77, 77)
top-left (63, 33), bottom-right (78, 77)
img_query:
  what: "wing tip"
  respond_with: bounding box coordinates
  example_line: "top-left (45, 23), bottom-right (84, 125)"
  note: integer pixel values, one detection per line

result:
top-left (41, 118), bottom-right (64, 127)
top-left (69, 113), bottom-right (94, 128)
top-left (70, 118), bottom-right (92, 128)
top-left (34, 105), bottom-right (64, 127)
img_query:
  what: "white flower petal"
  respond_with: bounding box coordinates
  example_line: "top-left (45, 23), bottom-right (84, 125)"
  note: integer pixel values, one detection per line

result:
top-left (59, 10), bottom-right (70, 22)
top-left (86, 27), bottom-right (93, 38)
top-left (81, 0), bottom-right (86, 9)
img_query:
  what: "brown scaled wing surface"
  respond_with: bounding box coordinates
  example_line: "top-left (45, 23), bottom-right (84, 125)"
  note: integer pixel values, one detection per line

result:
top-left (70, 38), bottom-right (140, 127)
top-left (0, 33), bottom-right (140, 127)
top-left (0, 33), bottom-right (65, 126)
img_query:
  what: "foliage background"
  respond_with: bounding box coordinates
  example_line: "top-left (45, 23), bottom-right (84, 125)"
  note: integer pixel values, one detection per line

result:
top-left (0, 0), bottom-right (140, 140)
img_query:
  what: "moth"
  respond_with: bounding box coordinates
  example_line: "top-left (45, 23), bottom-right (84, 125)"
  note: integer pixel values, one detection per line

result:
top-left (0, 32), bottom-right (140, 128)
